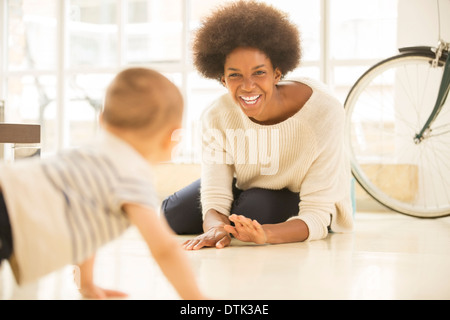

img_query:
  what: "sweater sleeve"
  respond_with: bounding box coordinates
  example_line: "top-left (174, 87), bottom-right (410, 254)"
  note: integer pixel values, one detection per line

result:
top-left (200, 105), bottom-right (235, 218)
top-left (288, 95), bottom-right (352, 241)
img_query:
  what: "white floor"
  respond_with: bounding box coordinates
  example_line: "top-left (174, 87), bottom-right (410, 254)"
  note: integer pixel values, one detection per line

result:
top-left (1, 207), bottom-right (450, 300)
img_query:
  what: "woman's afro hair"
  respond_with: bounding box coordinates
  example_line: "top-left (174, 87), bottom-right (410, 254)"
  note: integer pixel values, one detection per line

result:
top-left (192, 0), bottom-right (301, 81)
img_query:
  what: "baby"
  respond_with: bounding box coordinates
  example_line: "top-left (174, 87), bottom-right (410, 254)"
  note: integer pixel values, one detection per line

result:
top-left (0, 68), bottom-right (205, 300)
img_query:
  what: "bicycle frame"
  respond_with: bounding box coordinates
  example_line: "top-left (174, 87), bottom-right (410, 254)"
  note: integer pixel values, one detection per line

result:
top-left (413, 42), bottom-right (450, 143)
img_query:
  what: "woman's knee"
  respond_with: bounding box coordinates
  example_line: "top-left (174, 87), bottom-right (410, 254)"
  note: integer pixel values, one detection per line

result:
top-left (231, 188), bottom-right (299, 224)
top-left (161, 179), bottom-right (204, 234)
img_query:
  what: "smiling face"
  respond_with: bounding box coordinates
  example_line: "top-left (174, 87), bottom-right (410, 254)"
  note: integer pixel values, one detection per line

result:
top-left (221, 47), bottom-right (282, 123)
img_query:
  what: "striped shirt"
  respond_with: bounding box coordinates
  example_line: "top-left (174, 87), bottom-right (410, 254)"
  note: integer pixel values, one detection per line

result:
top-left (0, 131), bottom-right (158, 284)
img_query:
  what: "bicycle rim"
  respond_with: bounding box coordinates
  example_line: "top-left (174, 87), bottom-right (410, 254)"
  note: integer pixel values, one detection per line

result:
top-left (345, 52), bottom-right (450, 218)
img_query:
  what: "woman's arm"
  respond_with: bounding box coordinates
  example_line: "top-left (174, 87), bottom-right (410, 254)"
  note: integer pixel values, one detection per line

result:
top-left (182, 209), bottom-right (232, 250)
top-left (263, 219), bottom-right (309, 243)
top-left (224, 214), bottom-right (309, 245)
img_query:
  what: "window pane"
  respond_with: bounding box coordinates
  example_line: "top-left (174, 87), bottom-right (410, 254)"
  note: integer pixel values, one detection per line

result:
top-left (333, 66), bottom-right (371, 104)
top-left (68, 0), bottom-right (118, 68)
top-left (126, 0), bottom-right (183, 64)
top-left (288, 66), bottom-right (320, 81)
top-left (263, 0), bottom-right (321, 62)
top-left (189, 0), bottom-right (234, 23)
top-left (330, 0), bottom-right (398, 60)
top-left (8, 0), bottom-right (57, 71)
top-left (6, 75), bottom-right (58, 153)
top-left (66, 73), bottom-right (114, 146)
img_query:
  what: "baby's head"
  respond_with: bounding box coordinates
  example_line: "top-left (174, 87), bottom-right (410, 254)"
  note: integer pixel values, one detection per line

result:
top-left (101, 68), bottom-right (183, 163)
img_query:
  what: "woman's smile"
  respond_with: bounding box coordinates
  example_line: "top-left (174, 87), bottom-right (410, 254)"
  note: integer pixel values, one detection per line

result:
top-left (240, 94), bottom-right (261, 105)
top-left (239, 94), bottom-right (263, 112)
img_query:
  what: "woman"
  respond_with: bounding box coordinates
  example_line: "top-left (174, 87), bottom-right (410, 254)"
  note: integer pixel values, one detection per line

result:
top-left (162, 1), bottom-right (353, 249)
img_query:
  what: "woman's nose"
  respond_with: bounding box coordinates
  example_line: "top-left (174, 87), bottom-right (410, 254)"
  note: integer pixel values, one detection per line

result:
top-left (241, 76), bottom-right (255, 91)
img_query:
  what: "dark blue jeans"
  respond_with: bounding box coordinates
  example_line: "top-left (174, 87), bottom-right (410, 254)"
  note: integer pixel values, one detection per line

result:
top-left (0, 192), bottom-right (13, 266)
top-left (162, 179), bottom-right (300, 234)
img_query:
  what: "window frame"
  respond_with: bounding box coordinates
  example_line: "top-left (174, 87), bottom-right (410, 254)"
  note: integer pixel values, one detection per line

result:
top-left (0, 0), bottom-right (397, 160)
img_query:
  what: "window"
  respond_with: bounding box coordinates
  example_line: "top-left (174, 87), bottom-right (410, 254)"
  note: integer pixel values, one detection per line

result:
top-left (329, 0), bottom-right (398, 102)
top-left (0, 0), bottom-right (398, 161)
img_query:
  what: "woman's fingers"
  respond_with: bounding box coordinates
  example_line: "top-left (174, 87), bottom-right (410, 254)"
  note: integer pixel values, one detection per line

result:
top-left (183, 236), bottom-right (230, 250)
top-left (182, 239), bottom-right (202, 250)
top-left (182, 227), bottom-right (232, 250)
top-left (252, 219), bottom-right (263, 230)
top-left (216, 235), bottom-right (231, 249)
top-left (230, 214), bottom-right (256, 230)
top-left (223, 224), bottom-right (235, 234)
top-left (228, 214), bottom-right (267, 244)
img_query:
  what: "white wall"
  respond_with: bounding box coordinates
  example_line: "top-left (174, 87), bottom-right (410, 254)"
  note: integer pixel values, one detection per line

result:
top-left (398, 0), bottom-right (450, 48)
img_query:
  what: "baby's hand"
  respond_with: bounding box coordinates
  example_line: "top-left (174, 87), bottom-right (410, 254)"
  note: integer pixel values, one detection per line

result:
top-left (79, 283), bottom-right (128, 300)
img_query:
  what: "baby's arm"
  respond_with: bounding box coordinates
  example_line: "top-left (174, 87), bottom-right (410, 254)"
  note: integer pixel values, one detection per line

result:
top-left (77, 254), bottom-right (128, 299)
top-left (124, 203), bottom-right (206, 300)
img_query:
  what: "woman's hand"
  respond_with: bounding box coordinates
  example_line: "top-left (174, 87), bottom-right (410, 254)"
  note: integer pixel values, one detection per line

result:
top-left (224, 214), bottom-right (267, 244)
top-left (182, 209), bottom-right (232, 250)
top-left (182, 226), bottom-right (231, 250)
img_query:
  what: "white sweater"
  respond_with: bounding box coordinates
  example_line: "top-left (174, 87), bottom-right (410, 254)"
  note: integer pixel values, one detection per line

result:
top-left (200, 78), bottom-right (354, 241)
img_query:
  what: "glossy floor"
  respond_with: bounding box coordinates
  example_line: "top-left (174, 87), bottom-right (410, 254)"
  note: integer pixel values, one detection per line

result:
top-left (1, 210), bottom-right (450, 300)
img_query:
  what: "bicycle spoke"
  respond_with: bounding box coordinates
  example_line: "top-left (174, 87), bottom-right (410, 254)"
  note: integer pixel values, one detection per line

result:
top-left (424, 138), bottom-right (450, 207)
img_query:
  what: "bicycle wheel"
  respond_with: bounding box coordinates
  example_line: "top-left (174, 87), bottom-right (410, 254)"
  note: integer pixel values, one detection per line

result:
top-left (344, 49), bottom-right (450, 218)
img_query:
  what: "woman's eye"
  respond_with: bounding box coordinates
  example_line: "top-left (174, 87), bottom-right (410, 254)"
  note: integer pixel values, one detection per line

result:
top-left (254, 70), bottom-right (266, 76)
top-left (228, 73), bottom-right (241, 78)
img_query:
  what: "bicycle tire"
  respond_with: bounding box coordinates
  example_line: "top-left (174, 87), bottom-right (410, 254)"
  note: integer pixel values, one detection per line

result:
top-left (344, 48), bottom-right (450, 218)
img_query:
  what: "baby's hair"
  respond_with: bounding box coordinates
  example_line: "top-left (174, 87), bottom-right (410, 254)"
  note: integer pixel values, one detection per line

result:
top-left (192, 0), bottom-right (301, 81)
top-left (102, 68), bottom-right (182, 131)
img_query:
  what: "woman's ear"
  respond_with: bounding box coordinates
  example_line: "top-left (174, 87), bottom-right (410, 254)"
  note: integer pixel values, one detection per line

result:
top-left (220, 75), bottom-right (227, 87)
top-left (274, 67), bottom-right (282, 84)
